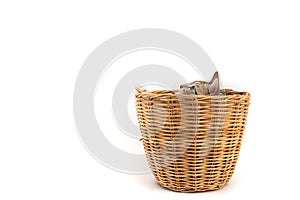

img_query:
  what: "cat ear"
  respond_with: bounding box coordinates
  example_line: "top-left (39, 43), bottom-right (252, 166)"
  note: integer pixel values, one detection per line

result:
top-left (208, 71), bottom-right (219, 94)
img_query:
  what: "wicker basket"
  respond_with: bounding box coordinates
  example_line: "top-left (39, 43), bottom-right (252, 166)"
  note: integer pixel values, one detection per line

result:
top-left (135, 89), bottom-right (250, 192)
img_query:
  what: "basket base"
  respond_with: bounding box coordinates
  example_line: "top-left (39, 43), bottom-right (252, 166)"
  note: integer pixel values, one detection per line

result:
top-left (155, 179), bottom-right (229, 193)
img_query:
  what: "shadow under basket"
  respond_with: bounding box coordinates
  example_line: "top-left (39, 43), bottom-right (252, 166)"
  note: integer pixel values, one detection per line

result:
top-left (135, 89), bottom-right (250, 192)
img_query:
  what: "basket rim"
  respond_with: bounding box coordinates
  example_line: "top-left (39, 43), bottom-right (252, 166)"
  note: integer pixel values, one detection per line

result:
top-left (135, 88), bottom-right (250, 98)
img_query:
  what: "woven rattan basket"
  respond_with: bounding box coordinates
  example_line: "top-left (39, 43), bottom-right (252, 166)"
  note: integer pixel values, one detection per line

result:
top-left (135, 89), bottom-right (250, 192)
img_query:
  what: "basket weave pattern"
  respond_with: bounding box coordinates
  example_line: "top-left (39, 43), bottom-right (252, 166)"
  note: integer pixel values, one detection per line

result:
top-left (135, 89), bottom-right (250, 192)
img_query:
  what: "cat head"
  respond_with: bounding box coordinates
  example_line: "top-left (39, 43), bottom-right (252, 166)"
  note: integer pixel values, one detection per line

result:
top-left (180, 71), bottom-right (220, 95)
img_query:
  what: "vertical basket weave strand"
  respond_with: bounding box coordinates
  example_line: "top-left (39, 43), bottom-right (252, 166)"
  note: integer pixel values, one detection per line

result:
top-left (135, 89), bottom-right (250, 192)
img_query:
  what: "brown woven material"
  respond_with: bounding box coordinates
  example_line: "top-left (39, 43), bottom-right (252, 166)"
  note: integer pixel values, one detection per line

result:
top-left (135, 89), bottom-right (250, 192)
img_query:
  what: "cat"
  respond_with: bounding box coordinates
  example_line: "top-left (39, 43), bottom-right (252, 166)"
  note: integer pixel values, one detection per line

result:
top-left (179, 71), bottom-right (220, 95)
top-left (135, 71), bottom-right (220, 95)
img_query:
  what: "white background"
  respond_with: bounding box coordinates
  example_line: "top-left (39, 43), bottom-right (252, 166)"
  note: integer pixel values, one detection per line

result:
top-left (1, 1), bottom-right (300, 199)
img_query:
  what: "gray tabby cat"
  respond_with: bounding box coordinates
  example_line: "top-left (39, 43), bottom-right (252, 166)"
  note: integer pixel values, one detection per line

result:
top-left (179, 71), bottom-right (220, 95)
